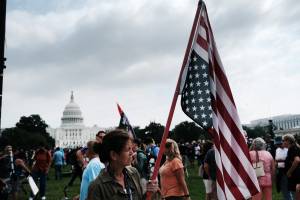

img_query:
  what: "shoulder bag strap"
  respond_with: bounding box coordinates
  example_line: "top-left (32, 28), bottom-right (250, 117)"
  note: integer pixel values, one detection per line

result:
top-left (255, 151), bottom-right (259, 167)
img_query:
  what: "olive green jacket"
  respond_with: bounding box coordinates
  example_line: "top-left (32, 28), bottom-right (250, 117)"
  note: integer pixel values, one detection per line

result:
top-left (87, 166), bottom-right (144, 200)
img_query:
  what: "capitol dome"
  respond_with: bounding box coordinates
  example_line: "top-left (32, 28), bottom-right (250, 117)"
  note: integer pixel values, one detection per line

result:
top-left (61, 91), bottom-right (84, 127)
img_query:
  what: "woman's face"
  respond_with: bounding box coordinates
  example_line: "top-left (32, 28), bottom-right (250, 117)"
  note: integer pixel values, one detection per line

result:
top-left (282, 138), bottom-right (290, 148)
top-left (117, 139), bottom-right (134, 167)
top-left (164, 142), bottom-right (174, 157)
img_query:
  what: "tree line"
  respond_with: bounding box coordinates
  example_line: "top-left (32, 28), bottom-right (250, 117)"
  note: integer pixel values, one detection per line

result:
top-left (0, 114), bottom-right (271, 150)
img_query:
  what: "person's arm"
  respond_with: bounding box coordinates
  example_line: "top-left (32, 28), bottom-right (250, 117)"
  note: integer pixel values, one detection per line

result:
top-left (175, 167), bottom-right (190, 200)
top-left (76, 150), bottom-right (85, 168)
top-left (203, 163), bottom-right (210, 177)
top-left (287, 156), bottom-right (300, 177)
top-left (62, 152), bottom-right (65, 165)
top-left (47, 151), bottom-right (52, 173)
top-left (15, 158), bottom-right (31, 174)
top-left (296, 184), bottom-right (300, 193)
top-left (271, 157), bottom-right (276, 182)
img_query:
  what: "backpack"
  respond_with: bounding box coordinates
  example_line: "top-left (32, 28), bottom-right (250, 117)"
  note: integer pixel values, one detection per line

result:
top-left (145, 146), bottom-right (159, 179)
top-left (134, 149), bottom-right (147, 179)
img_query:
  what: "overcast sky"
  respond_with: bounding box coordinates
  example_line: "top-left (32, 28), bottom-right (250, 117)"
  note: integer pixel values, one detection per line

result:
top-left (2, 0), bottom-right (300, 129)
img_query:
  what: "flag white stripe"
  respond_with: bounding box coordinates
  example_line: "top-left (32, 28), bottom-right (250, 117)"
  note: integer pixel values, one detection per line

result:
top-left (209, 38), bottom-right (259, 200)
top-left (222, 174), bottom-right (236, 200)
top-left (218, 113), bottom-right (260, 188)
top-left (216, 182), bottom-right (226, 200)
top-left (218, 131), bottom-right (255, 198)
top-left (198, 26), bottom-right (207, 41)
top-left (193, 42), bottom-right (208, 62)
top-left (182, 2), bottom-right (260, 199)
top-left (214, 145), bottom-right (231, 198)
top-left (214, 137), bottom-right (236, 199)
top-left (215, 77), bottom-right (243, 132)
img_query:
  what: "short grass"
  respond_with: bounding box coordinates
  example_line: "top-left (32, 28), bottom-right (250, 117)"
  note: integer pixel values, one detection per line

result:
top-left (19, 165), bottom-right (282, 200)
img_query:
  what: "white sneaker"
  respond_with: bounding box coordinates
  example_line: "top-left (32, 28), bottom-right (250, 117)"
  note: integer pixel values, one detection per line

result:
top-left (41, 197), bottom-right (46, 200)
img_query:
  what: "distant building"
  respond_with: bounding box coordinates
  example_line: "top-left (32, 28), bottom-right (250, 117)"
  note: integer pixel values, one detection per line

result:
top-left (47, 92), bottom-right (104, 148)
top-left (275, 127), bottom-right (300, 136)
top-left (249, 114), bottom-right (300, 130)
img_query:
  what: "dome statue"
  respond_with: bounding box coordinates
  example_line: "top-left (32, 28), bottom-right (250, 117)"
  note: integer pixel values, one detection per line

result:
top-left (61, 91), bottom-right (84, 127)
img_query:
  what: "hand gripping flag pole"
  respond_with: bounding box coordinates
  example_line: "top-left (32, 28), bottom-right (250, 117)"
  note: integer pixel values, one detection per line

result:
top-left (146, 1), bottom-right (203, 199)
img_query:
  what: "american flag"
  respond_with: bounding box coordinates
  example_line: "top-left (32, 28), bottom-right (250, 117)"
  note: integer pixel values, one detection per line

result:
top-left (117, 103), bottom-right (136, 139)
top-left (180, 1), bottom-right (260, 199)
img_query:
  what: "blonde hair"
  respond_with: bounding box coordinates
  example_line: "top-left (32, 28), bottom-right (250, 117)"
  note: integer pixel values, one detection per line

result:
top-left (166, 138), bottom-right (182, 160)
top-left (283, 134), bottom-right (296, 145)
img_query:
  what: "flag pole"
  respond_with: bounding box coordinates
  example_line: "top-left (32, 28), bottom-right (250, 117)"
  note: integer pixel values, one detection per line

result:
top-left (0, 0), bottom-right (7, 131)
top-left (146, 1), bottom-right (203, 199)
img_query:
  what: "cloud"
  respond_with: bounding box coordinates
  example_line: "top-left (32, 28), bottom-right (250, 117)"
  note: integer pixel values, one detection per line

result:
top-left (2, 0), bottom-right (300, 129)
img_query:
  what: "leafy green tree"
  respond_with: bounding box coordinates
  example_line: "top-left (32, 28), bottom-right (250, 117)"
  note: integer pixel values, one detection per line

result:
top-left (16, 114), bottom-right (48, 132)
top-left (0, 115), bottom-right (54, 150)
top-left (133, 126), bottom-right (145, 139)
top-left (171, 121), bottom-right (207, 142)
top-left (243, 125), bottom-right (267, 139)
top-left (142, 122), bottom-right (165, 144)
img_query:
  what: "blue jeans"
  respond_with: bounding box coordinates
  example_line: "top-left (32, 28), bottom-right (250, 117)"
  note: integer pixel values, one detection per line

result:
top-left (31, 170), bottom-right (47, 197)
top-left (282, 175), bottom-right (294, 200)
top-left (55, 165), bottom-right (62, 180)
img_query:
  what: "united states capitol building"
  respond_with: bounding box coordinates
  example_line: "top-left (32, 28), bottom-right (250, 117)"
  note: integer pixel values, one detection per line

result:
top-left (249, 114), bottom-right (300, 130)
top-left (47, 92), bottom-right (104, 148)
top-left (249, 114), bottom-right (300, 136)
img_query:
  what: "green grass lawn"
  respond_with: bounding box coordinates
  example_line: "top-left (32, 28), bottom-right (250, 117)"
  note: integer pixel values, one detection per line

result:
top-left (19, 165), bottom-right (282, 200)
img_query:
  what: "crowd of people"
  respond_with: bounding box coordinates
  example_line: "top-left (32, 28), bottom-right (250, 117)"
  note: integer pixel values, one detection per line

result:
top-left (0, 130), bottom-right (300, 200)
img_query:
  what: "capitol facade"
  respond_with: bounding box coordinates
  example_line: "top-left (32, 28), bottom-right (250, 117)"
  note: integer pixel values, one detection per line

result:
top-left (250, 114), bottom-right (300, 130)
top-left (47, 92), bottom-right (104, 148)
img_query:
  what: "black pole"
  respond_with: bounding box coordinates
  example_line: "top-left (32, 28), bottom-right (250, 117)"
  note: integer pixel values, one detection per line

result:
top-left (0, 0), bottom-right (7, 131)
top-left (268, 119), bottom-right (274, 139)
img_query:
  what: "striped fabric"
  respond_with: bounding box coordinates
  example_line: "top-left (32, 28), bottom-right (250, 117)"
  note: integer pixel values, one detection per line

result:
top-left (180, 1), bottom-right (260, 199)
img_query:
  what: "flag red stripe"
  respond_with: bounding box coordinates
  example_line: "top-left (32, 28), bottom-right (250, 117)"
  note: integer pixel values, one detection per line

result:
top-left (208, 128), bottom-right (227, 199)
top-left (222, 167), bottom-right (244, 199)
top-left (196, 34), bottom-right (208, 51)
top-left (212, 129), bottom-right (243, 199)
top-left (202, 7), bottom-right (235, 105)
top-left (216, 167), bottom-right (227, 199)
top-left (200, 17), bottom-right (210, 49)
top-left (183, 2), bottom-right (260, 199)
top-left (211, 118), bottom-right (259, 198)
top-left (219, 130), bottom-right (260, 195)
top-left (200, 17), bottom-right (208, 35)
top-left (212, 55), bottom-right (235, 105)
top-left (215, 94), bottom-right (250, 157)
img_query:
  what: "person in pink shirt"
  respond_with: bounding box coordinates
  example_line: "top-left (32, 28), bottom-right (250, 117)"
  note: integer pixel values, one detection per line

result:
top-left (249, 137), bottom-right (275, 200)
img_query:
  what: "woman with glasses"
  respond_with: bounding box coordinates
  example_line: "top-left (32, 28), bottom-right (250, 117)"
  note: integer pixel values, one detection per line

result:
top-left (159, 139), bottom-right (191, 200)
